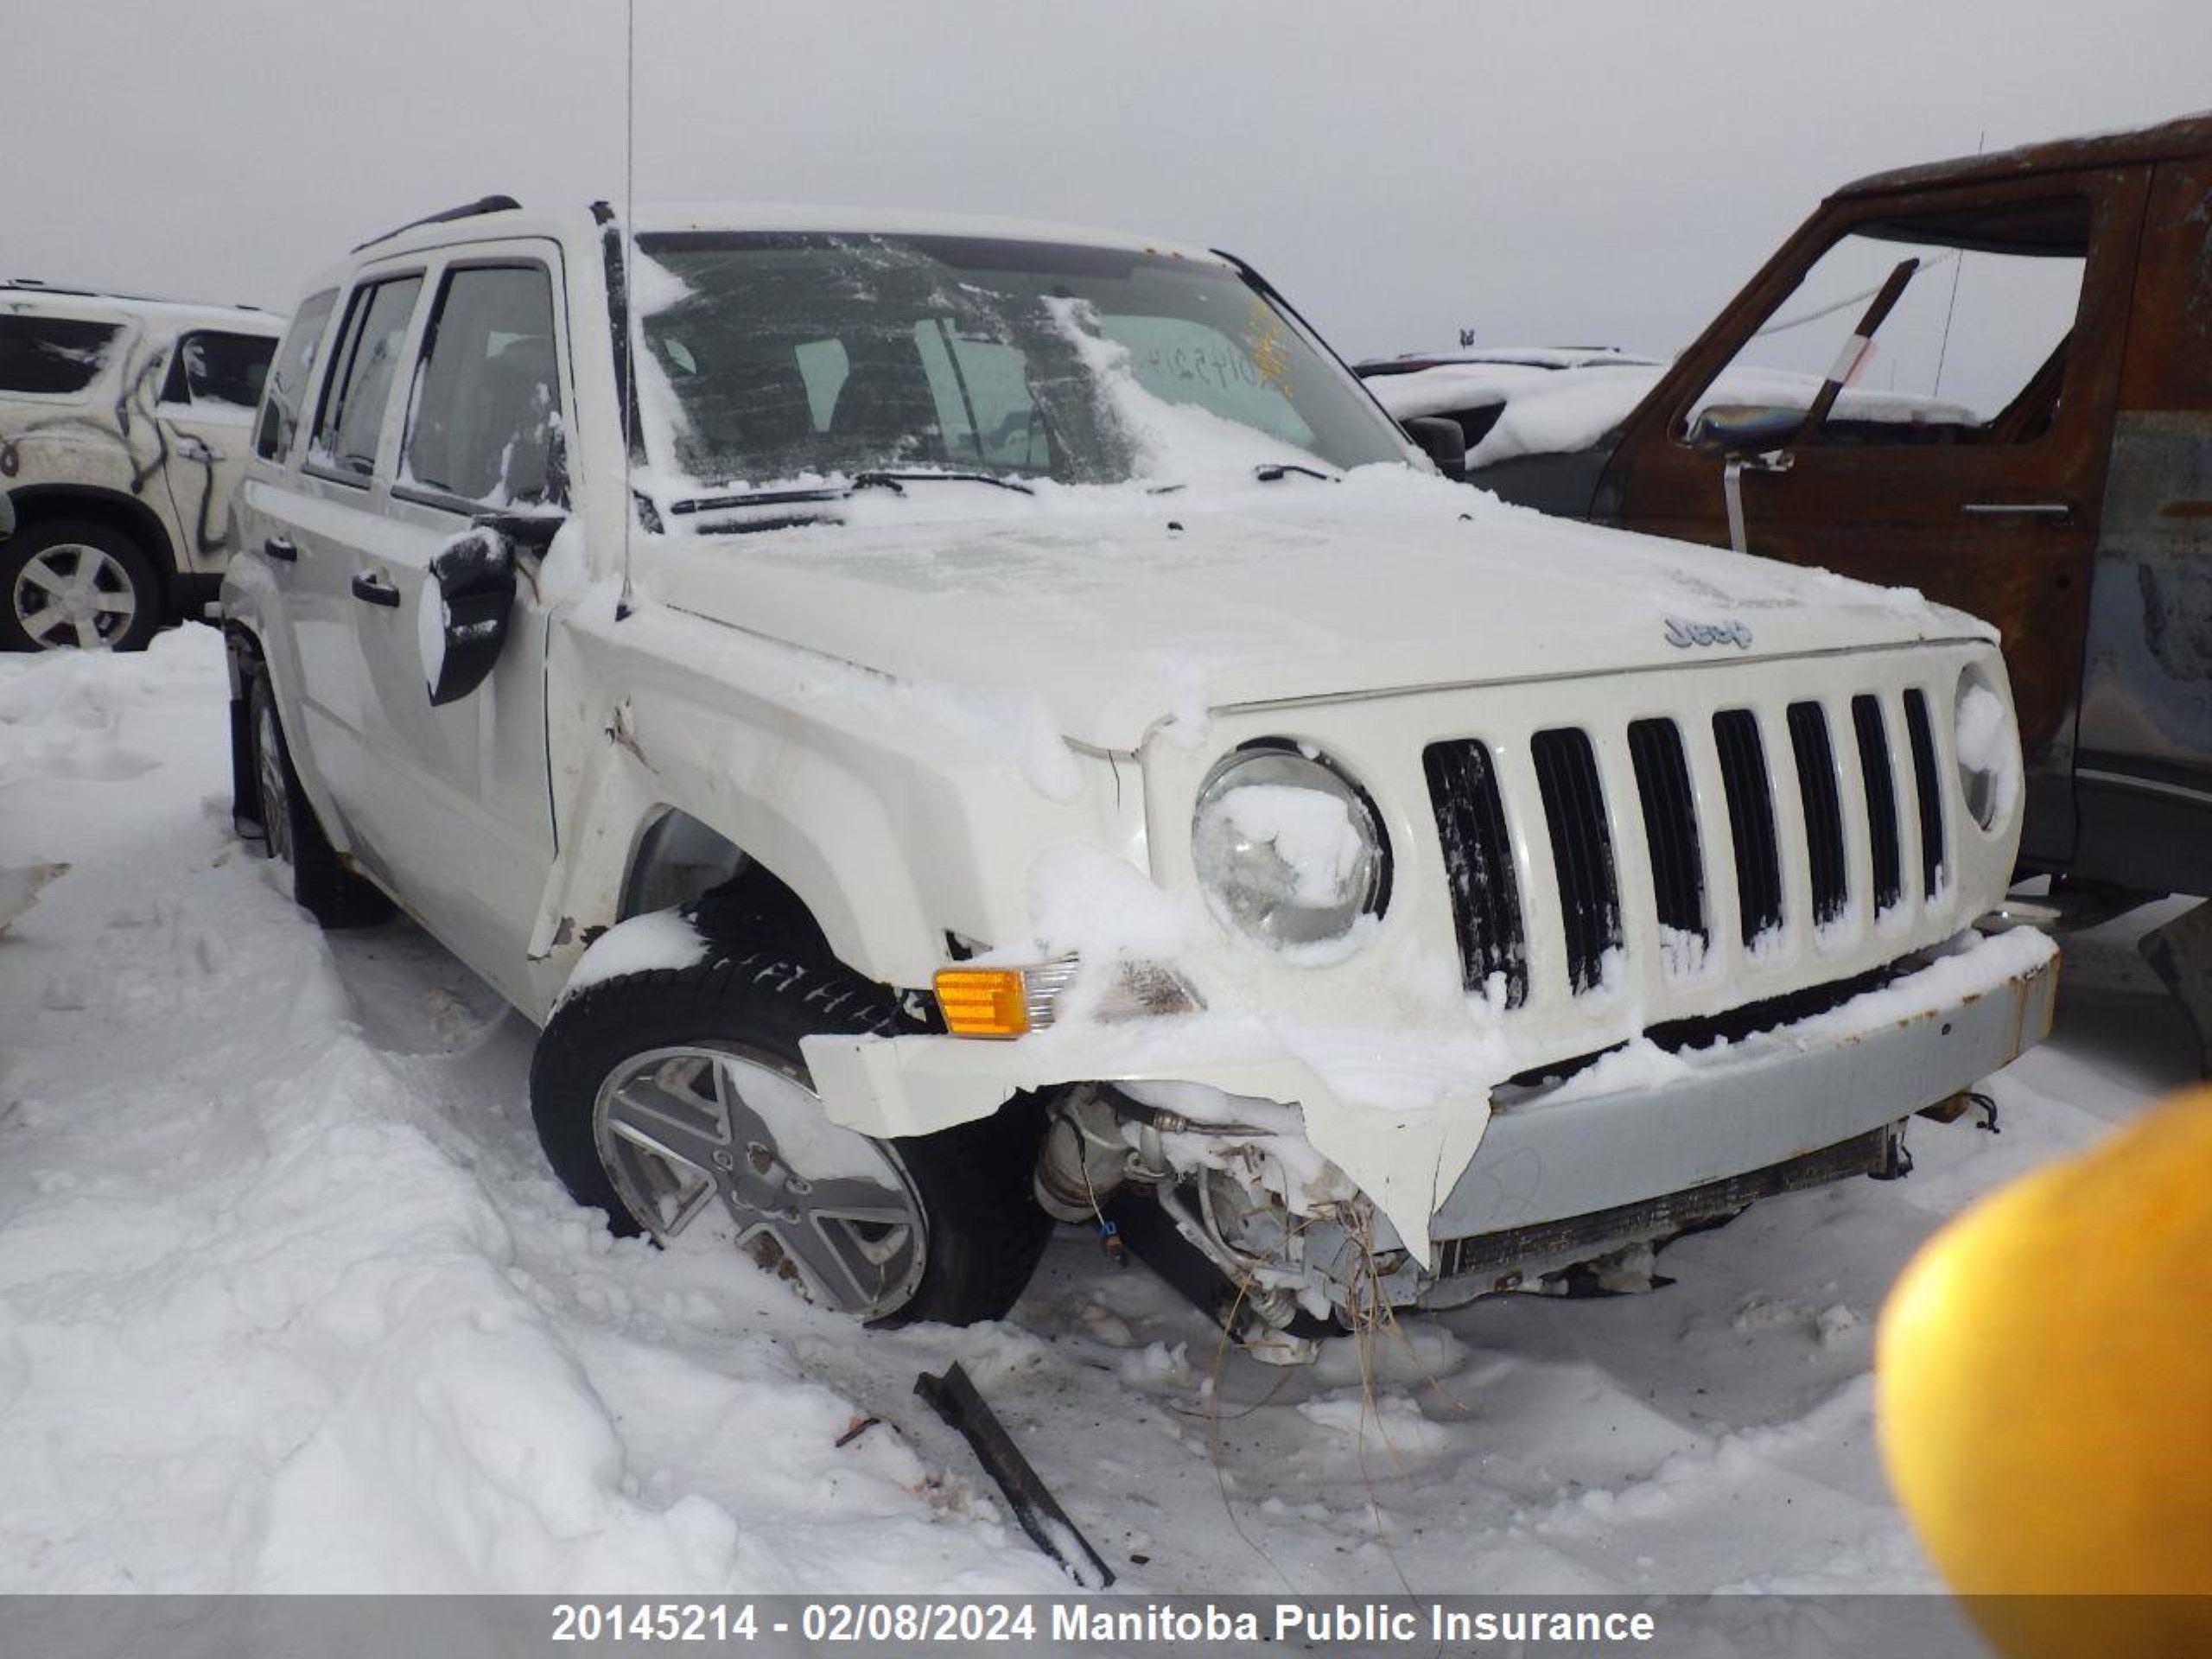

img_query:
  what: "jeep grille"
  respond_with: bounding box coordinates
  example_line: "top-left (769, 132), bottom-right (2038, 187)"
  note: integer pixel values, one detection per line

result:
top-left (1426, 682), bottom-right (1953, 1004)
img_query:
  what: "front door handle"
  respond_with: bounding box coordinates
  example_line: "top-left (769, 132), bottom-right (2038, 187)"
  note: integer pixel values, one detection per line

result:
top-left (263, 535), bottom-right (297, 563)
top-left (350, 570), bottom-right (401, 608)
top-left (176, 435), bottom-right (224, 464)
top-left (1961, 501), bottom-right (2075, 523)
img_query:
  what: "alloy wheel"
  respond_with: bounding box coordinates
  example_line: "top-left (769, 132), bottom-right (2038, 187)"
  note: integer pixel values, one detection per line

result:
top-left (593, 1043), bottom-right (927, 1318)
top-left (12, 543), bottom-right (138, 649)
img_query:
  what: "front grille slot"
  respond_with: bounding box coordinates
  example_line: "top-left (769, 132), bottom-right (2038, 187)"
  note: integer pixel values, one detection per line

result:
top-left (1851, 695), bottom-right (1904, 912)
top-left (1713, 709), bottom-right (1784, 945)
top-left (1628, 717), bottom-right (1705, 949)
top-left (1424, 739), bottom-right (1528, 1006)
top-left (1786, 702), bottom-right (1849, 926)
top-left (1902, 688), bottom-right (1947, 897)
top-left (1531, 728), bottom-right (1621, 994)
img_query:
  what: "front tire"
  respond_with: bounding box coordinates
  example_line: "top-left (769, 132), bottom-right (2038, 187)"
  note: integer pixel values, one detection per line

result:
top-left (1, 519), bottom-right (162, 652)
top-left (532, 942), bottom-right (1052, 1327)
top-left (245, 668), bottom-right (394, 928)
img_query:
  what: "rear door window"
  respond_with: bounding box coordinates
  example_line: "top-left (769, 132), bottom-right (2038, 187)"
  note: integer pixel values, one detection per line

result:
top-left (309, 276), bottom-right (423, 480)
top-left (401, 264), bottom-right (564, 506)
top-left (0, 314), bottom-right (124, 395)
top-left (254, 290), bottom-right (338, 462)
top-left (162, 330), bottom-right (278, 412)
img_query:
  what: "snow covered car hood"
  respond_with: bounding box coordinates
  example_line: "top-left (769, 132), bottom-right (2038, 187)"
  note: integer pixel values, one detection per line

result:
top-left (643, 470), bottom-right (1989, 752)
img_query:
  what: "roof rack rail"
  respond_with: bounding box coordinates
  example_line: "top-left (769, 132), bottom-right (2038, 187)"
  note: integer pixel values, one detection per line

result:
top-left (3, 277), bottom-right (269, 313)
top-left (353, 194), bottom-right (523, 254)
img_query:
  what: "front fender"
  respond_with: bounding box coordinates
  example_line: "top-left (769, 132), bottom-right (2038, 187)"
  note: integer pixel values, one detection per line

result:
top-left (519, 599), bottom-right (1140, 1021)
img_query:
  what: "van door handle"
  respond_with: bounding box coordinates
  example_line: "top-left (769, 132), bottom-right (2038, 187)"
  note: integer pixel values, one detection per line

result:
top-left (263, 535), bottom-right (297, 563)
top-left (350, 570), bottom-right (402, 608)
top-left (1961, 501), bottom-right (2074, 523)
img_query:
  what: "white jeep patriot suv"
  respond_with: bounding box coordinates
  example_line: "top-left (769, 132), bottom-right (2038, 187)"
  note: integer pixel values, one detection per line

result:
top-left (221, 196), bottom-right (2056, 1352)
top-left (3, 281), bottom-right (283, 650)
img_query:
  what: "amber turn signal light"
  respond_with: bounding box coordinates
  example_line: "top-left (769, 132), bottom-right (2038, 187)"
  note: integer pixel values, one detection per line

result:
top-left (933, 967), bottom-right (1031, 1039)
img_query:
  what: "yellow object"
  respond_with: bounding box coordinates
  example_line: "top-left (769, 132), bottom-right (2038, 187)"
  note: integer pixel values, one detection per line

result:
top-left (1877, 1088), bottom-right (2212, 1657)
top-left (933, 967), bottom-right (1031, 1039)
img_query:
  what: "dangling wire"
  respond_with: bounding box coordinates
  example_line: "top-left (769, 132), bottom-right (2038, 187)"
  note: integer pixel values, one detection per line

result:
top-left (1932, 129), bottom-right (1986, 401)
top-left (617, 0), bottom-right (639, 619)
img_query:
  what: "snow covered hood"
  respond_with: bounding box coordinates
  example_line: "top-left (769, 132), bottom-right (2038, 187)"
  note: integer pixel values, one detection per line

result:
top-left (644, 469), bottom-right (1986, 751)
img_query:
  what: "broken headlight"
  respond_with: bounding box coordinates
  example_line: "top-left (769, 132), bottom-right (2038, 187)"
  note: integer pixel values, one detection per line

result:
top-left (1192, 744), bottom-right (1389, 950)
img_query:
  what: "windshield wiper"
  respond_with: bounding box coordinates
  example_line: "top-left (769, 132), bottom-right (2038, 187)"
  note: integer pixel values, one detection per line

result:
top-left (850, 468), bottom-right (1035, 496)
top-left (669, 484), bottom-right (849, 516)
top-left (1253, 461), bottom-right (1337, 484)
top-left (670, 469), bottom-right (1036, 518)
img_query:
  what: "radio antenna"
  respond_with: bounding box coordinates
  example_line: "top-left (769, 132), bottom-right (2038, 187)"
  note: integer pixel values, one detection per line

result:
top-left (617, 0), bottom-right (639, 620)
top-left (1931, 128), bottom-right (1985, 401)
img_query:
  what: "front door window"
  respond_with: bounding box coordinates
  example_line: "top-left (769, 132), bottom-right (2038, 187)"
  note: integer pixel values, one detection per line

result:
top-left (1684, 197), bottom-right (2089, 447)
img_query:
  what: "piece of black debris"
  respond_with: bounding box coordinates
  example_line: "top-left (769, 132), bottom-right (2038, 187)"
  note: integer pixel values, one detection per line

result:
top-left (914, 1362), bottom-right (1115, 1590)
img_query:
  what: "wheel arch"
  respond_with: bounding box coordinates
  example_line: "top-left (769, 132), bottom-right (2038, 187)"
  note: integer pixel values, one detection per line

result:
top-left (5, 484), bottom-right (180, 584)
top-left (617, 805), bottom-right (839, 966)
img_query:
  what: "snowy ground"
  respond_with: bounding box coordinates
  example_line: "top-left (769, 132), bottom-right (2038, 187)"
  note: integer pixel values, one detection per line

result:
top-left (0, 626), bottom-right (2196, 1596)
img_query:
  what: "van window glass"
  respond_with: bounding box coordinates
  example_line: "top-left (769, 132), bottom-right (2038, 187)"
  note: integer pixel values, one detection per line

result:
top-left (254, 290), bottom-right (337, 461)
top-left (163, 330), bottom-right (277, 411)
top-left (0, 315), bottom-right (123, 396)
top-left (1687, 197), bottom-right (2088, 446)
top-left (402, 265), bottom-right (563, 505)
top-left (310, 276), bottom-right (423, 479)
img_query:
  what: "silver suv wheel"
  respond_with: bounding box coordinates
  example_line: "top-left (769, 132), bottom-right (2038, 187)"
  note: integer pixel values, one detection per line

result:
top-left (594, 1041), bottom-right (928, 1318)
top-left (12, 541), bottom-right (140, 649)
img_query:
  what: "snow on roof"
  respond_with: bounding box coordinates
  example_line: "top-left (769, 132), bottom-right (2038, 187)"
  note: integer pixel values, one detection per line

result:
top-left (0, 283), bottom-right (283, 334)
top-left (310, 200), bottom-right (1236, 317)
top-left (340, 200), bottom-right (1225, 270)
top-left (1359, 345), bottom-right (1661, 375)
top-left (631, 202), bottom-right (1226, 264)
top-left (1368, 358), bottom-right (1980, 468)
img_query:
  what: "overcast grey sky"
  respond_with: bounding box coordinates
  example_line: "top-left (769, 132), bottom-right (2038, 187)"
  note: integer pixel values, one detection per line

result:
top-left (9, 1), bottom-right (2206, 359)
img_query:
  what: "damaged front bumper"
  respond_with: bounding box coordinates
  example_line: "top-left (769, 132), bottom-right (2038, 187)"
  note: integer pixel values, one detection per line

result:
top-left (804, 926), bottom-right (2058, 1332)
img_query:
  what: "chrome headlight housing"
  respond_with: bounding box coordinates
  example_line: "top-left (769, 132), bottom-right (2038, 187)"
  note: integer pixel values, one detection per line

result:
top-left (1192, 744), bottom-right (1389, 950)
top-left (1953, 662), bottom-right (2020, 832)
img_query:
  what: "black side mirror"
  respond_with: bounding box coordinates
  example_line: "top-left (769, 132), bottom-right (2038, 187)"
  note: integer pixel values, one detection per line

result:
top-left (1402, 416), bottom-right (1466, 481)
top-left (472, 510), bottom-right (566, 556)
top-left (1686, 404), bottom-right (1804, 458)
top-left (423, 521), bottom-right (528, 706)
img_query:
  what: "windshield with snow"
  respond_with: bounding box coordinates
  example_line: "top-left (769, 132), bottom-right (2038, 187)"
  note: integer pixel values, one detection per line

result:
top-left (631, 232), bottom-right (1409, 500)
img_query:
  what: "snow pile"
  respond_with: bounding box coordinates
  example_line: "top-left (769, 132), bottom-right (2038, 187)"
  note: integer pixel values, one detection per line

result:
top-left (1041, 293), bottom-right (1335, 487)
top-left (0, 631), bottom-right (1065, 1595)
top-left (1195, 782), bottom-right (1364, 909)
top-left (1017, 842), bottom-right (1203, 963)
top-left (559, 906), bottom-right (711, 1001)
top-left (1954, 678), bottom-right (2021, 823)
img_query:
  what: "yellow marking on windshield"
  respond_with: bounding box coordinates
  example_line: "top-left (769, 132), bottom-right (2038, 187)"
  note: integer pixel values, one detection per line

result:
top-left (1248, 297), bottom-right (1294, 398)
